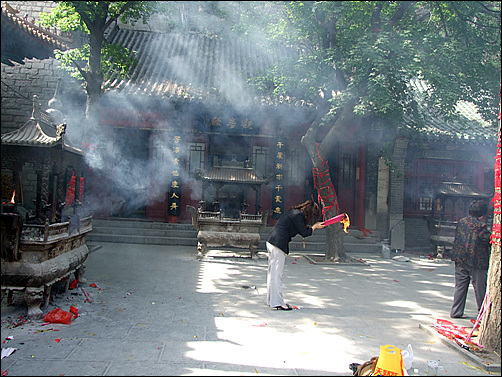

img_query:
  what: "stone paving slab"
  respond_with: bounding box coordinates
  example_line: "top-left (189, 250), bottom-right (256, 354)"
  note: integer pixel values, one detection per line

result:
top-left (2, 242), bottom-right (500, 376)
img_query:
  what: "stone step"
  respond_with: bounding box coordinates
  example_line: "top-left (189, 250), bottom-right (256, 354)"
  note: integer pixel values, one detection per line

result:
top-left (90, 219), bottom-right (381, 242)
top-left (87, 218), bottom-right (382, 254)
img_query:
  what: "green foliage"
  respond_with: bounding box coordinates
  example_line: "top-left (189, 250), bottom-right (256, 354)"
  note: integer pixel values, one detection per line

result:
top-left (53, 45), bottom-right (89, 81)
top-left (54, 42), bottom-right (137, 82)
top-left (238, 1), bottom-right (500, 128)
top-left (39, 1), bottom-right (87, 32)
top-left (38, 0), bottom-right (500, 130)
top-left (39, 1), bottom-right (151, 87)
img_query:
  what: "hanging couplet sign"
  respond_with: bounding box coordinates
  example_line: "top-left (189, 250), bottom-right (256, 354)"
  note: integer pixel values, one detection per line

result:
top-left (168, 134), bottom-right (183, 216)
top-left (272, 140), bottom-right (286, 219)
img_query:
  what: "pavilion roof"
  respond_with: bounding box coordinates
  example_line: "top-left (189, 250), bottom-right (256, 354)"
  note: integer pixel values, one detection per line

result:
top-left (434, 181), bottom-right (492, 199)
top-left (102, 27), bottom-right (312, 109)
top-left (197, 166), bottom-right (268, 185)
top-left (1, 96), bottom-right (83, 155)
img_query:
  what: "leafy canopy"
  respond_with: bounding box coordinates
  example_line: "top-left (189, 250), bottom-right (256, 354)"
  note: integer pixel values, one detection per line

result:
top-left (236, 1), bottom-right (501, 126)
top-left (39, 1), bottom-right (155, 83)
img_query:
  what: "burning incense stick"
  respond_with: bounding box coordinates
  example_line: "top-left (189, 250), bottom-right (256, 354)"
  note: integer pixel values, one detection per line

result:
top-left (322, 213), bottom-right (350, 233)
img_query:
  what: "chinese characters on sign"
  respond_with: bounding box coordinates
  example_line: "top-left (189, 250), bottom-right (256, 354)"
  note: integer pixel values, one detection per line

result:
top-left (99, 109), bottom-right (164, 128)
top-left (206, 115), bottom-right (256, 134)
top-left (272, 141), bottom-right (286, 219)
top-left (168, 135), bottom-right (183, 216)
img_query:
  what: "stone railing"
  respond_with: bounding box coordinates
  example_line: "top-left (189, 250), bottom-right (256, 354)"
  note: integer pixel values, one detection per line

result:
top-left (239, 213), bottom-right (262, 222)
top-left (21, 215), bottom-right (93, 243)
top-left (198, 211), bottom-right (221, 221)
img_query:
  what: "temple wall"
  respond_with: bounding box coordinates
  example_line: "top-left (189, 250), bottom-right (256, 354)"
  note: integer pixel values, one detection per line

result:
top-left (1, 1), bottom-right (84, 136)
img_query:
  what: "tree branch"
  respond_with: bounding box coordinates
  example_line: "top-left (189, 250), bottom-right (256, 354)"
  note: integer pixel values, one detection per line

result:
top-left (72, 59), bottom-right (89, 82)
top-left (475, 1), bottom-right (500, 14)
top-left (390, 1), bottom-right (416, 26)
top-left (313, 3), bottom-right (346, 90)
top-left (451, 2), bottom-right (500, 29)
top-left (319, 96), bottom-right (358, 157)
top-left (104, 1), bottom-right (137, 30)
top-left (371, 1), bottom-right (383, 34)
top-left (435, 1), bottom-right (449, 37)
top-left (70, 1), bottom-right (93, 31)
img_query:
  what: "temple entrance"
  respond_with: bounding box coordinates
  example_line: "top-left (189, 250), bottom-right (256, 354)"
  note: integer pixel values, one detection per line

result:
top-left (111, 128), bottom-right (150, 218)
top-left (218, 184), bottom-right (244, 219)
top-left (329, 142), bottom-right (361, 227)
top-left (196, 154), bottom-right (268, 215)
top-left (207, 134), bottom-right (249, 170)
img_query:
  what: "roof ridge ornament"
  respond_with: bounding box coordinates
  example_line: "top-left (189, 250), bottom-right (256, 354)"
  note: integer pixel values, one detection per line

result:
top-left (48, 78), bottom-right (62, 109)
top-left (46, 78), bottom-right (66, 125)
top-left (3, 2), bottom-right (19, 15)
top-left (30, 95), bottom-right (41, 119)
top-left (2, 1), bottom-right (73, 45)
top-left (56, 123), bottom-right (67, 139)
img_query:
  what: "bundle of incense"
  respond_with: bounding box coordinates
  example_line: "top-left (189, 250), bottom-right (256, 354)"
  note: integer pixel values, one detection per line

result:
top-left (322, 213), bottom-right (350, 233)
top-left (466, 293), bottom-right (491, 343)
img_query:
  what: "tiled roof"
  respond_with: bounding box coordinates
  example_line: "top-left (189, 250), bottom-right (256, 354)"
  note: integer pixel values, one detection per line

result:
top-left (434, 181), bottom-right (491, 199)
top-left (1, 2), bottom-right (72, 66)
top-left (402, 78), bottom-right (497, 144)
top-left (197, 166), bottom-right (268, 185)
top-left (1, 97), bottom-right (83, 155)
top-left (103, 28), bottom-right (495, 143)
top-left (103, 28), bottom-right (312, 108)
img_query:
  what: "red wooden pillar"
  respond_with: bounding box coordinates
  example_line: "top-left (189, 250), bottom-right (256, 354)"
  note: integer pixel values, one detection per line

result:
top-left (358, 145), bottom-right (366, 230)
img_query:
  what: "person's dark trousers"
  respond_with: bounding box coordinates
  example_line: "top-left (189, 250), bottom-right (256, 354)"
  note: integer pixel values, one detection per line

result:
top-left (450, 262), bottom-right (488, 318)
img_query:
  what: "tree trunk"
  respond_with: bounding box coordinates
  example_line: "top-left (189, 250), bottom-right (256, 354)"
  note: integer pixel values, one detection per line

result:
top-left (81, 16), bottom-right (106, 147)
top-left (82, 73), bottom-right (102, 145)
top-left (478, 240), bottom-right (501, 354)
top-left (477, 124), bottom-right (501, 355)
top-left (301, 98), bottom-right (360, 262)
top-left (324, 201), bottom-right (346, 261)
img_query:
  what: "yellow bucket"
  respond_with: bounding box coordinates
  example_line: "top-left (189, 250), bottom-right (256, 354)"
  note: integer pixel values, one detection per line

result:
top-left (372, 344), bottom-right (404, 376)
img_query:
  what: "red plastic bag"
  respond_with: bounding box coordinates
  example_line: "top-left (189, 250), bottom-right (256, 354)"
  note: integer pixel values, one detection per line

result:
top-left (69, 279), bottom-right (79, 290)
top-left (69, 306), bottom-right (79, 318)
top-left (43, 308), bottom-right (74, 324)
top-left (434, 318), bottom-right (469, 339)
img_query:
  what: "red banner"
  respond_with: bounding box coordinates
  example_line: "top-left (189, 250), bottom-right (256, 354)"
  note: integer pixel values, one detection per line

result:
top-left (65, 171), bottom-right (76, 206)
top-left (79, 177), bottom-right (85, 203)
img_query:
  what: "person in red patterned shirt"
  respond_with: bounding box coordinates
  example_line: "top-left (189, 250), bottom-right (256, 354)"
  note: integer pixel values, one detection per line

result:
top-left (450, 200), bottom-right (492, 318)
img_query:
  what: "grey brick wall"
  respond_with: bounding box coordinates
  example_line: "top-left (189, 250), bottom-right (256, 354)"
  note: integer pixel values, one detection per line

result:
top-left (388, 137), bottom-right (409, 250)
top-left (2, 1), bottom-right (86, 208)
top-left (1, 58), bottom-right (65, 133)
top-left (6, 1), bottom-right (58, 20)
top-left (1, 1), bottom-right (85, 135)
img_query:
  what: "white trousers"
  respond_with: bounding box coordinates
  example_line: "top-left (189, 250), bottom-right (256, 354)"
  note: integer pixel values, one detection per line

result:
top-left (266, 241), bottom-right (287, 307)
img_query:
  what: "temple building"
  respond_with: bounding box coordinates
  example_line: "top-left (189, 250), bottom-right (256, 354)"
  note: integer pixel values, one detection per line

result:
top-left (2, 1), bottom-right (498, 253)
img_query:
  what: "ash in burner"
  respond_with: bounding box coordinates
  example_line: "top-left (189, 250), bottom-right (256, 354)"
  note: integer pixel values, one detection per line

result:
top-left (2, 203), bottom-right (17, 214)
